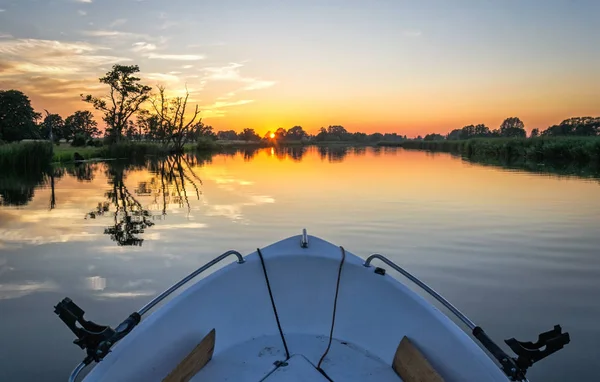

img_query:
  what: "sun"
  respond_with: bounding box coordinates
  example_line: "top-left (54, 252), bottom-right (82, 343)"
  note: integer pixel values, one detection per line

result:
top-left (269, 132), bottom-right (275, 139)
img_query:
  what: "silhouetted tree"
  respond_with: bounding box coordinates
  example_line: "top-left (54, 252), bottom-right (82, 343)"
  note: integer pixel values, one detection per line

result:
top-left (65, 110), bottom-right (99, 141)
top-left (137, 111), bottom-right (165, 142)
top-left (286, 126), bottom-right (308, 141)
top-left (83, 65), bottom-right (152, 142)
top-left (150, 86), bottom-right (202, 152)
top-left (424, 133), bottom-right (445, 141)
top-left (447, 129), bottom-right (462, 140)
top-left (531, 128), bottom-right (540, 138)
top-left (327, 125), bottom-right (350, 141)
top-left (314, 127), bottom-right (328, 141)
top-left (542, 117), bottom-right (600, 137)
top-left (474, 124), bottom-right (491, 137)
top-left (369, 132), bottom-right (384, 142)
top-left (238, 128), bottom-right (260, 141)
top-left (217, 130), bottom-right (238, 140)
top-left (499, 117), bottom-right (526, 138)
top-left (274, 127), bottom-right (287, 141)
top-left (0, 90), bottom-right (41, 142)
top-left (41, 112), bottom-right (64, 142)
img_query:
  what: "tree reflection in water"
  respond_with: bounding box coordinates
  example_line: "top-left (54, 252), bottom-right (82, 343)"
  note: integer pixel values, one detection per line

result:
top-left (317, 146), bottom-right (349, 162)
top-left (85, 159), bottom-right (154, 246)
top-left (84, 154), bottom-right (205, 246)
top-left (140, 154), bottom-right (205, 217)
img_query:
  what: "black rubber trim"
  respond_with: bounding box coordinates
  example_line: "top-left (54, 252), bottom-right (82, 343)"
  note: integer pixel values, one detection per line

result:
top-left (257, 247), bottom-right (290, 359)
top-left (317, 246), bottom-right (346, 371)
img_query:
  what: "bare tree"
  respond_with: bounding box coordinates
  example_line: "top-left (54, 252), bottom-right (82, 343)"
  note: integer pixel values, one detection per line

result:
top-left (150, 86), bottom-right (202, 152)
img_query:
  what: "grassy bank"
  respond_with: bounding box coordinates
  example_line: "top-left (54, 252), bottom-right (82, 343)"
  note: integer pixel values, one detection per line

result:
top-left (381, 137), bottom-right (600, 164)
top-left (53, 144), bottom-right (103, 162)
top-left (0, 141), bottom-right (54, 172)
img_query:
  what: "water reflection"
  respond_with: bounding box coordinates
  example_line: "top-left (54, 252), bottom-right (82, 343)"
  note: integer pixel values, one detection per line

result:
top-left (317, 145), bottom-right (349, 162)
top-left (0, 168), bottom-right (49, 207)
top-left (1, 146), bottom-right (599, 213)
top-left (142, 154), bottom-right (205, 215)
top-left (84, 154), bottom-right (206, 246)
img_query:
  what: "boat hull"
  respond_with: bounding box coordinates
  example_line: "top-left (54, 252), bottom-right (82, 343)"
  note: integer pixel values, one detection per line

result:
top-left (84, 235), bottom-right (508, 381)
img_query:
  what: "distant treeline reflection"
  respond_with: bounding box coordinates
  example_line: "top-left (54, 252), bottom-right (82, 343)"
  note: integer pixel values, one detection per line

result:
top-left (1, 148), bottom-right (598, 244)
top-left (220, 145), bottom-right (368, 163)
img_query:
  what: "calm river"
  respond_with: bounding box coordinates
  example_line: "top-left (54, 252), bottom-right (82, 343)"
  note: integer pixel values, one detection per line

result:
top-left (0, 146), bottom-right (598, 381)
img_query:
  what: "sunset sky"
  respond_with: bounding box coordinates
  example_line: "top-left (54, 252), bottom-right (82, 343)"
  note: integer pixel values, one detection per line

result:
top-left (0, 0), bottom-right (599, 136)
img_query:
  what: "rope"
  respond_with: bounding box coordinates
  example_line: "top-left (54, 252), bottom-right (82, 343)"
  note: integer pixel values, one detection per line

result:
top-left (317, 246), bottom-right (346, 371)
top-left (257, 248), bottom-right (290, 359)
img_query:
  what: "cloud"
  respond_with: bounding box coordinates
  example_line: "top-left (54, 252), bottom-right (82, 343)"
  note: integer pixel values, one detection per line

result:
top-left (0, 281), bottom-right (59, 300)
top-left (187, 42), bottom-right (226, 48)
top-left (0, 9), bottom-right (5, 12)
top-left (110, 19), bottom-right (127, 27)
top-left (242, 80), bottom-right (277, 91)
top-left (78, 10), bottom-right (87, 16)
top-left (75, 0), bottom-right (92, 3)
top-left (131, 41), bottom-right (156, 52)
top-left (147, 53), bottom-right (205, 61)
top-left (0, 39), bottom-right (128, 76)
top-left (144, 72), bottom-right (180, 84)
top-left (402, 30), bottom-right (422, 37)
top-left (201, 62), bottom-right (276, 100)
top-left (0, 34), bottom-right (12, 39)
top-left (0, 39), bottom-right (129, 102)
top-left (82, 30), bottom-right (150, 40)
top-left (182, 65), bottom-right (194, 69)
top-left (204, 99), bottom-right (254, 109)
top-left (96, 291), bottom-right (156, 299)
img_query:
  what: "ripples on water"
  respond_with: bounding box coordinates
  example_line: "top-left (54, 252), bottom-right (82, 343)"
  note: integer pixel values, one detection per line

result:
top-left (0, 146), bottom-right (598, 381)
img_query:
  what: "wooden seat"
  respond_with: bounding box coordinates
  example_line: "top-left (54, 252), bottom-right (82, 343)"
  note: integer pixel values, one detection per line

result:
top-left (163, 329), bottom-right (215, 382)
top-left (392, 336), bottom-right (444, 382)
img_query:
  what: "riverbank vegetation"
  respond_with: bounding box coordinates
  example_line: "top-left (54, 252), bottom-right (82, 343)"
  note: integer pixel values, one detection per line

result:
top-left (388, 136), bottom-right (600, 163)
top-left (1, 63), bottom-right (599, 171)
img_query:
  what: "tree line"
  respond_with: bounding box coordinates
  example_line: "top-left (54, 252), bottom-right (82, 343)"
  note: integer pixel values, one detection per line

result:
top-left (1, 63), bottom-right (598, 148)
top-left (424, 116), bottom-right (599, 141)
top-left (0, 65), bottom-right (217, 151)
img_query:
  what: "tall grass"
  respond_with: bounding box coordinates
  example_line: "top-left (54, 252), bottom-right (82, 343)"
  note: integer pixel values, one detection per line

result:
top-left (389, 137), bottom-right (600, 164)
top-left (0, 141), bottom-right (53, 173)
top-left (97, 141), bottom-right (171, 159)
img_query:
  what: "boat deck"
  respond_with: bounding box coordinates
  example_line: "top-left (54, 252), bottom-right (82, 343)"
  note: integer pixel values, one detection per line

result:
top-left (196, 334), bottom-right (400, 381)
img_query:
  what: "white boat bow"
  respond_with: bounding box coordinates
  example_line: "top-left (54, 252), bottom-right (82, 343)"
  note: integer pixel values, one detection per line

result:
top-left (55, 230), bottom-right (570, 382)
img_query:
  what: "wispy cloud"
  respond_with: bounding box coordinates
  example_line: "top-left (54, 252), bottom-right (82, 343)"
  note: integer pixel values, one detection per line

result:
top-left (0, 39), bottom-right (129, 102)
top-left (144, 72), bottom-right (181, 84)
top-left (0, 9), bottom-right (6, 12)
top-left (96, 291), bottom-right (156, 299)
top-left (147, 53), bottom-right (205, 61)
top-left (78, 10), bottom-right (87, 16)
top-left (82, 29), bottom-right (150, 40)
top-left (402, 30), bottom-right (422, 37)
top-left (110, 19), bottom-right (128, 27)
top-left (187, 42), bottom-right (226, 48)
top-left (201, 62), bottom-right (276, 100)
top-left (0, 34), bottom-right (12, 39)
top-left (75, 0), bottom-right (92, 3)
top-left (131, 41), bottom-right (156, 52)
top-left (207, 100), bottom-right (253, 108)
top-left (0, 281), bottom-right (59, 300)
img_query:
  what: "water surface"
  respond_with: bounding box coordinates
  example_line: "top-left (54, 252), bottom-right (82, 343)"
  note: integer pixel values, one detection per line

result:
top-left (0, 147), bottom-right (598, 381)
